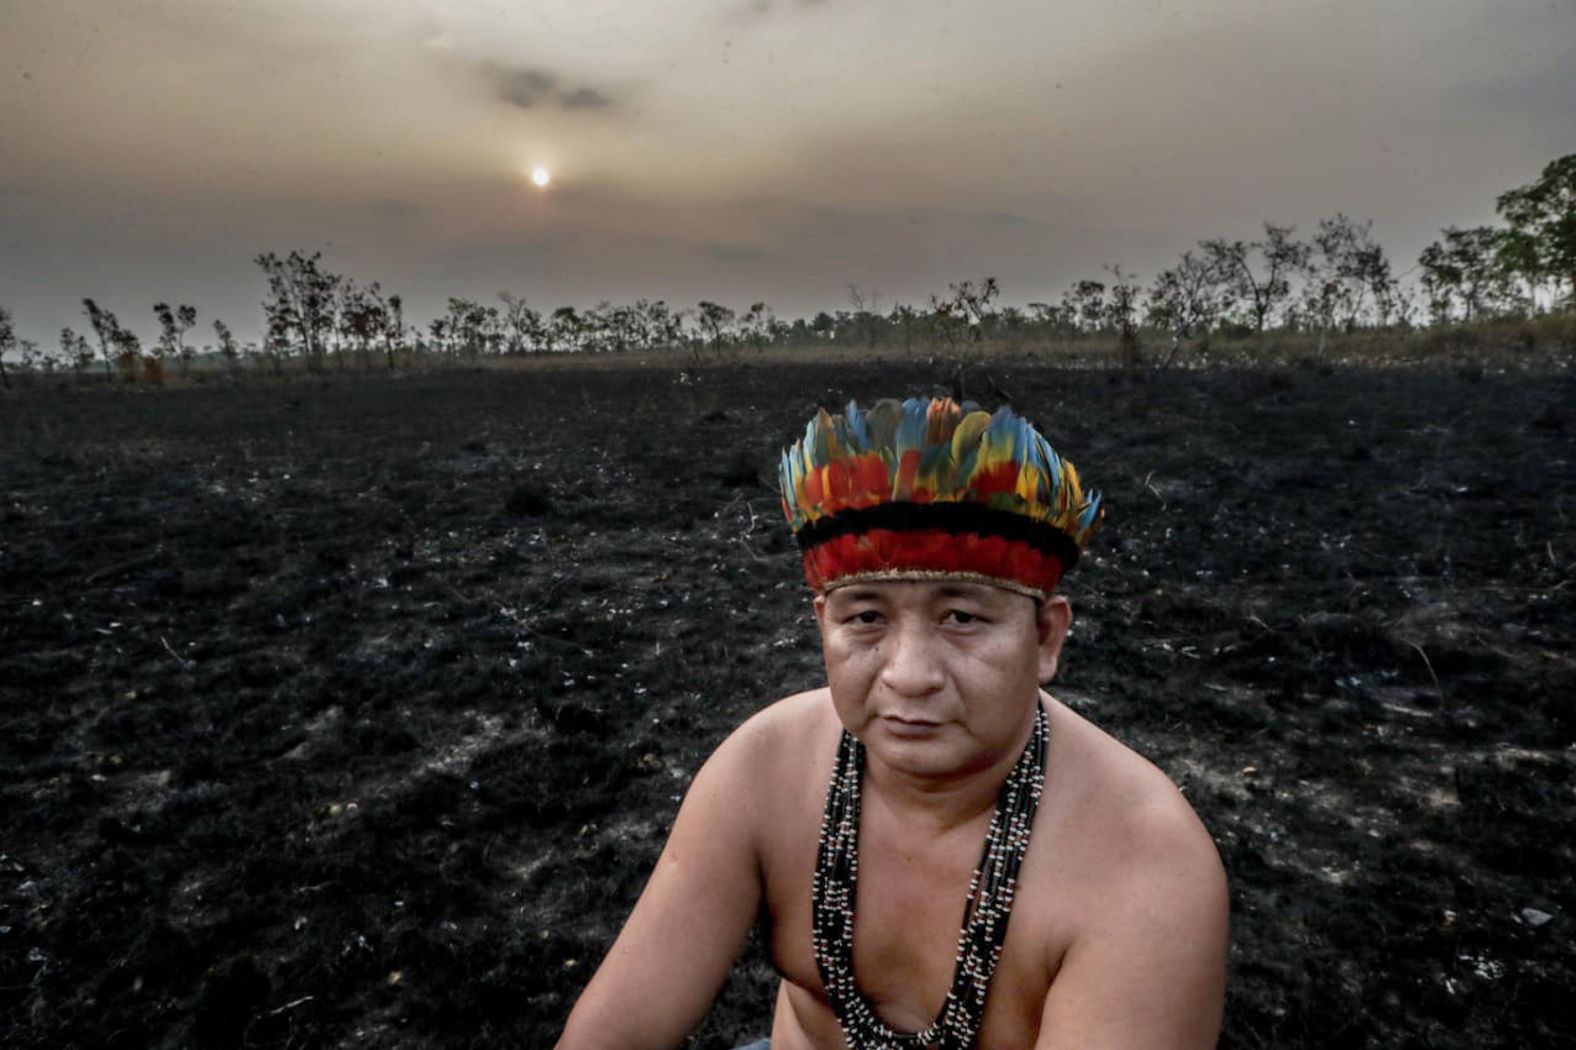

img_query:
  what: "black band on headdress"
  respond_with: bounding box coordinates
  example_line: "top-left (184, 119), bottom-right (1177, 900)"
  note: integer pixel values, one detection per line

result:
top-left (794, 501), bottom-right (1083, 570)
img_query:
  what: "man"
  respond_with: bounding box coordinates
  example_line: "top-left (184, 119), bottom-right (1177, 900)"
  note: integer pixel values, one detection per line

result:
top-left (557, 398), bottom-right (1229, 1049)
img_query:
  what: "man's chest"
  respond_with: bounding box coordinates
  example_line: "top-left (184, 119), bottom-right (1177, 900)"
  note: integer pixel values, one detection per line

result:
top-left (761, 813), bottom-right (1068, 1048)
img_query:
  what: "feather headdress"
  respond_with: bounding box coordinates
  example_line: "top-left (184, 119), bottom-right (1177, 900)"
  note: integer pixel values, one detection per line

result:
top-left (779, 398), bottom-right (1103, 598)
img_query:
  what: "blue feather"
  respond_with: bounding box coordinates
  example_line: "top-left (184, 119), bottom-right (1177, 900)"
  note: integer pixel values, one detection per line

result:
top-left (803, 413), bottom-right (825, 469)
top-left (895, 398), bottom-right (929, 455)
top-left (985, 406), bottom-right (1019, 459)
top-left (843, 400), bottom-right (870, 452)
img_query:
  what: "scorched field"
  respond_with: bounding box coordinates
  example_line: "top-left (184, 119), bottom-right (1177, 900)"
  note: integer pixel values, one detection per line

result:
top-left (2, 355), bottom-right (1573, 1049)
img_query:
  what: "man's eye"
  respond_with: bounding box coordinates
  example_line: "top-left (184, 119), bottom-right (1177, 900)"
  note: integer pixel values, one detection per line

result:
top-left (854, 610), bottom-right (882, 625)
top-left (945, 610), bottom-right (978, 625)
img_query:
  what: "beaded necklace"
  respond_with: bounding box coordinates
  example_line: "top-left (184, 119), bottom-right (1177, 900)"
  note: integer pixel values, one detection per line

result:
top-left (811, 704), bottom-right (1049, 1050)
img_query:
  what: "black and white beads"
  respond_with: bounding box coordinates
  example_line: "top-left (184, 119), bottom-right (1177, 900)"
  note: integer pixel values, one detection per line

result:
top-left (811, 704), bottom-right (1049, 1050)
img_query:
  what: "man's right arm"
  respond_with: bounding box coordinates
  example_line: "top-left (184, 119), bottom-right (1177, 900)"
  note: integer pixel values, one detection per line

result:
top-left (1035, 781), bottom-right (1229, 1049)
top-left (554, 718), bottom-right (770, 1050)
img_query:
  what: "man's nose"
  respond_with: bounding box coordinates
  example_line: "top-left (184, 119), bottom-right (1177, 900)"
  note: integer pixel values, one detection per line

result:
top-left (878, 620), bottom-right (945, 696)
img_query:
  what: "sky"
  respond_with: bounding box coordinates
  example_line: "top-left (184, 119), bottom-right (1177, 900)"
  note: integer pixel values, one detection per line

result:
top-left (2, 0), bottom-right (1573, 347)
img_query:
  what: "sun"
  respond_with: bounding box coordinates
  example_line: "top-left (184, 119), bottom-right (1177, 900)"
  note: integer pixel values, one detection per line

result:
top-left (530, 166), bottom-right (552, 188)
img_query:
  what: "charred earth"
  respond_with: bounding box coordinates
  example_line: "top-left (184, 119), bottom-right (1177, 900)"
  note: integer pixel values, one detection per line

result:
top-left (2, 358), bottom-right (1574, 1048)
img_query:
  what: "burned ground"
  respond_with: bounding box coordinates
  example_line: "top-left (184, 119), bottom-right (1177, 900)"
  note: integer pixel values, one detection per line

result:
top-left (2, 357), bottom-right (1573, 1048)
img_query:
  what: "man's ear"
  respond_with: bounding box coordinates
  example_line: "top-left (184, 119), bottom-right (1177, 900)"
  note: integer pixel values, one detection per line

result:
top-left (1035, 595), bottom-right (1073, 684)
top-left (813, 592), bottom-right (829, 638)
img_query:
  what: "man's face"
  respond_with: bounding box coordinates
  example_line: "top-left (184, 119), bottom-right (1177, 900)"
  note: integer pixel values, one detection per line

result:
top-left (813, 579), bottom-right (1072, 779)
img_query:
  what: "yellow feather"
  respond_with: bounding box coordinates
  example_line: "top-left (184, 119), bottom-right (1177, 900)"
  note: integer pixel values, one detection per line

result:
top-left (950, 411), bottom-right (990, 463)
top-left (1064, 461), bottom-right (1084, 515)
top-left (1015, 463), bottom-right (1042, 506)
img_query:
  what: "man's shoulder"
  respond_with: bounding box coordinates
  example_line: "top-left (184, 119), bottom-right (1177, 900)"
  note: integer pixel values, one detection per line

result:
top-left (1033, 698), bottom-right (1230, 1047)
top-left (739, 686), bottom-right (837, 737)
top-left (1043, 696), bottom-right (1225, 899)
top-left (701, 687), bottom-right (840, 793)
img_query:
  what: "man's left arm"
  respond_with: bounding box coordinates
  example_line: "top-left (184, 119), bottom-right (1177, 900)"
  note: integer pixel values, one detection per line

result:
top-left (1036, 795), bottom-right (1230, 1049)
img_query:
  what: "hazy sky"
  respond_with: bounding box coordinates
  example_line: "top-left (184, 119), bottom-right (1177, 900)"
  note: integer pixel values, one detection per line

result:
top-left (3, 0), bottom-right (1572, 345)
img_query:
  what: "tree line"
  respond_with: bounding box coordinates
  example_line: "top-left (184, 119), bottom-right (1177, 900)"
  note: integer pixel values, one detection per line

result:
top-left (0, 154), bottom-right (1571, 385)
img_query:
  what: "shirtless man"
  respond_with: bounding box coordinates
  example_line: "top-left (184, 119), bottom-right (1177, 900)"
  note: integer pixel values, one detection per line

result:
top-left (556, 399), bottom-right (1229, 1050)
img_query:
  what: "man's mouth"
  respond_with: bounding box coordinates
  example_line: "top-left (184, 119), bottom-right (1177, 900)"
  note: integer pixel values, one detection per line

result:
top-left (882, 715), bottom-right (944, 736)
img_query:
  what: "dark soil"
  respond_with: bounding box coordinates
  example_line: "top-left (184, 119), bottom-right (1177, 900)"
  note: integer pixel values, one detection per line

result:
top-left (2, 357), bottom-right (1574, 1049)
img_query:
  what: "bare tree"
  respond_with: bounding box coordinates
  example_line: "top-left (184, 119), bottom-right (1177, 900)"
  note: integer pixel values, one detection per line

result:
top-left (846, 284), bottom-right (883, 349)
top-left (442, 298), bottom-right (499, 359)
top-left (336, 282), bottom-right (383, 370)
top-left (1025, 302), bottom-right (1070, 343)
top-left (626, 298), bottom-right (671, 353)
top-left (427, 317), bottom-right (452, 359)
top-left (15, 338), bottom-right (41, 376)
top-left (82, 299), bottom-right (144, 380)
top-left (499, 293), bottom-right (542, 354)
top-left (154, 302), bottom-right (198, 375)
top-left (739, 301), bottom-right (772, 352)
top-left (1057, 280), bottom-right (1107, 337)
top-left (213, 319), bottom-right (240, 374)
top-left (579, 302), bottom-right (611, 353)
top-left (1418, 226), bottom-right (1512, 324)
top-left (0, 305), bottom-right (15, 389)
top-left (364, 286), bottom-right (406, 370)
top-left (696, 301), bottom-right (735, 357)
top-left (112, 327), bottom-right (143, 380)
top-left (60, 327), bottom-right (93, 376)
top-left (1103, 265), bottom-right (1143, 367)
top-left (601, 301), bottom-right (631, 353)
top-left (884, 302), bottom-right (919, 353)
top-left (547, 306), bottom-right (583, 354)
top-left (1146, 250), bottom-right (1230, 359)
top-left (948, 277), bottom-right (1000, 342)
top-left (83, 299), bottom-right (122, 377)
top-left (1200, 223), bottom-right (1311, 333)
top-left (256, 251), bottom-right (343, 371)
top-left (926, 294), bottom-right (964, 352)
top-left (1303, 215), bottom-right (1397, 346)
top-left (644, 300), bottom-right (685, 352)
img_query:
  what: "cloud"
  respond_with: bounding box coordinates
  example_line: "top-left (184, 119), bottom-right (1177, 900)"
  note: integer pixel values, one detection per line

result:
top-left (731, 0), bottom-right (774, 20)
top-left (726, 0), bottom-right (839, 27)
top-left (485, 63), bottom-right (616, 112)
top-left (495, 67), bottom-right (557, 108)
top-left (979, 211), bottom-right (1034, 229)
top-left (560, 87), bottom-right (613, 111)
top-left (705, 242), bottom-right (769, 262)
